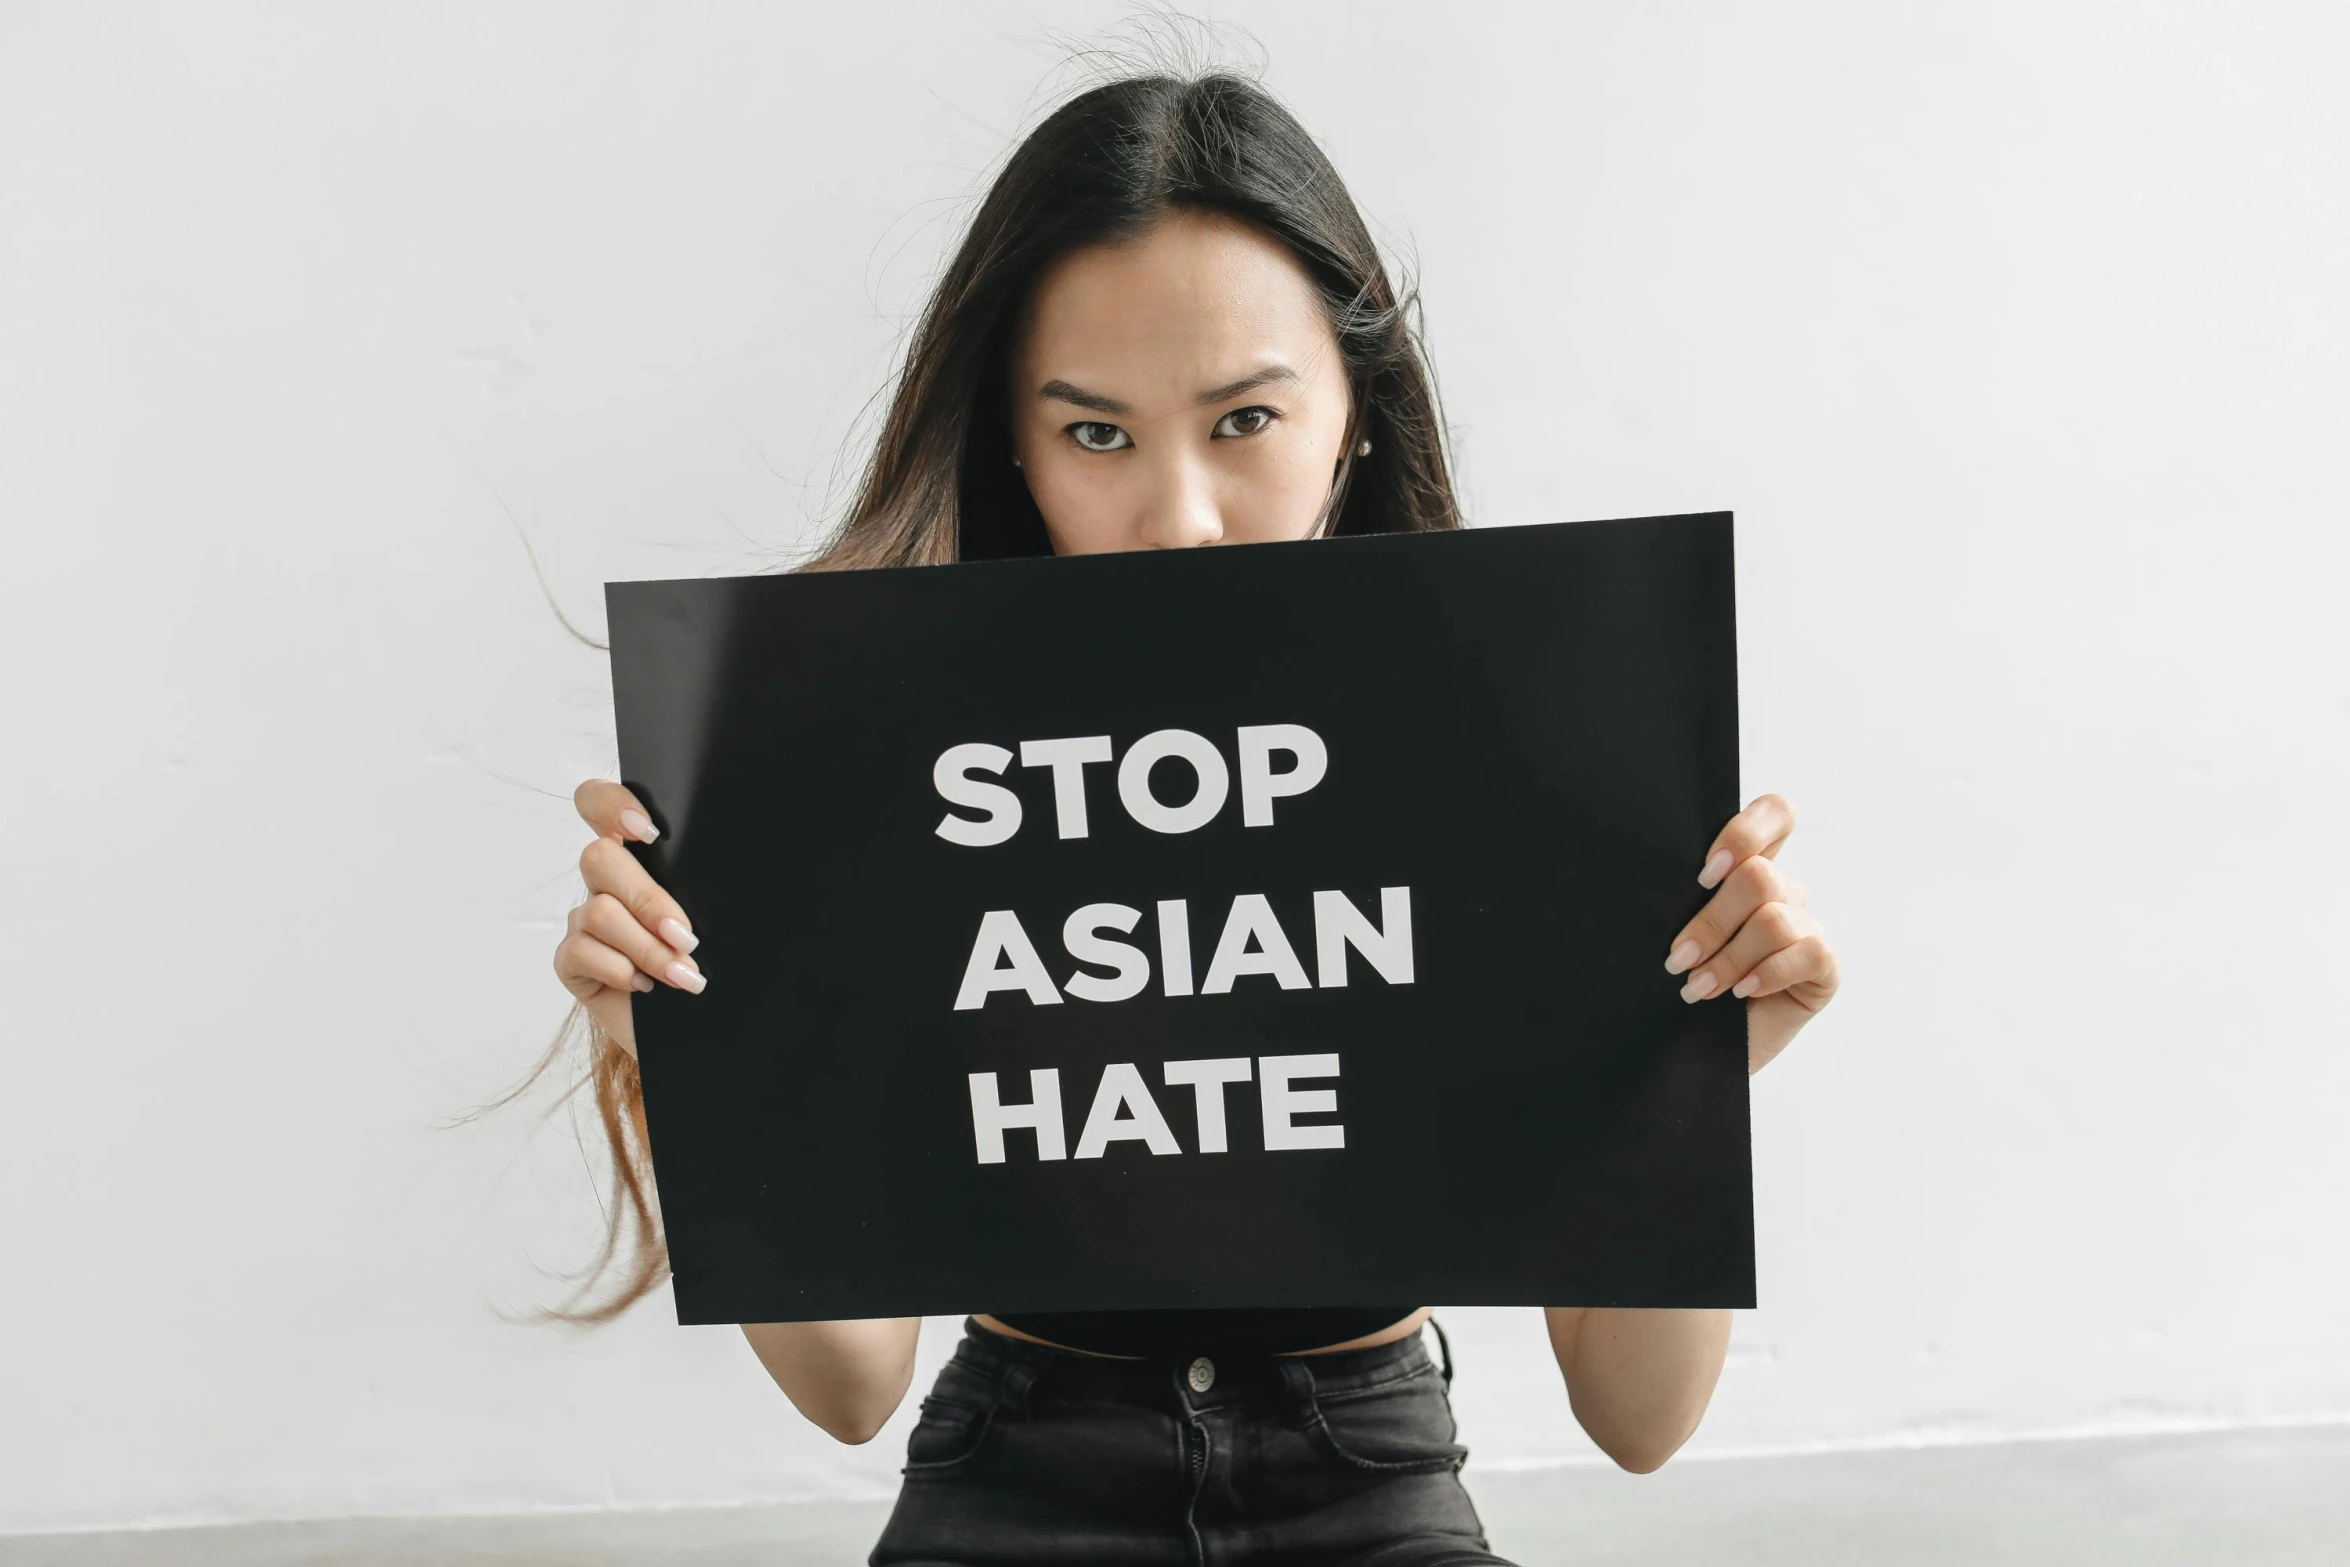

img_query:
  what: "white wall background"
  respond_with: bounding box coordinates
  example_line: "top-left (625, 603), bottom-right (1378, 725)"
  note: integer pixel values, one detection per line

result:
top-left (4, 0), bottom-right (2346, 1536)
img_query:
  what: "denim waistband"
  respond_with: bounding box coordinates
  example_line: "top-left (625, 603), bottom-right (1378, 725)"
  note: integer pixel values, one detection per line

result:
top-left (950, 1315), bottom-right (1450, 1414)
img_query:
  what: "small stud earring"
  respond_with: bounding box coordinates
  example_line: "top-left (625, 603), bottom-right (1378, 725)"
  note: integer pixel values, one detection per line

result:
top-left (1011, 455), bottom-right (1023, 468)
top-left (1355, 438), bottom-right (1373, 457)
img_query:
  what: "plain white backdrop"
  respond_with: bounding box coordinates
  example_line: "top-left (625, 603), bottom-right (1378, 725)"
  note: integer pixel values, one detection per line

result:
top-left (3, 0), bottom-right (2346, 1535)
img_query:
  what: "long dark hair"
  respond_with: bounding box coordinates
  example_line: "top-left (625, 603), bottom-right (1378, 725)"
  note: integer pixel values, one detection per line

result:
top-left (816, 68), bottom-right (1463, 570)
top-left (511, 65), bottom-right (1464, 1322)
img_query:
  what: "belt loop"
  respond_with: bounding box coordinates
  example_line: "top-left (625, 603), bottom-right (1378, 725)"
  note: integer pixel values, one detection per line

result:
top-left (1276, 1357), bottom-right (1317, 1426)
top-left (999, 1360), bottom-right (1038, 1416)
top-left (1428, 1315), bottom-right (1455, 1388)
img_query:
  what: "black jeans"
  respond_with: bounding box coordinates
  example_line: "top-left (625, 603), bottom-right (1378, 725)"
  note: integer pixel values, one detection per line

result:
top-left (870, 1318), bottom-right (1516, 1567)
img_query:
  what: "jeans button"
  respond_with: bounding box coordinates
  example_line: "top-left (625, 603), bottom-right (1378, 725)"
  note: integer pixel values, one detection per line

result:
top-left (1186, 1356), bottom-right (1216, 1393)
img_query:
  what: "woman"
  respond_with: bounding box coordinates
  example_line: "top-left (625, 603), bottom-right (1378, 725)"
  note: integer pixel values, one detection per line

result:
top-left (540, 68), bottom-right (1840, 1566)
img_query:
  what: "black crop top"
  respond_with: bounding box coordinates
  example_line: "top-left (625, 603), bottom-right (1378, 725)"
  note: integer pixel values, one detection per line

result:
top-left (987, 1306), bottom-right (1417, 1358)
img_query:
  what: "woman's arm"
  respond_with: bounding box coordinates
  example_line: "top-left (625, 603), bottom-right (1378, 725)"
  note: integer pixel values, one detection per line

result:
top-left (738, 1318), bottom-right (924, 1444)
top-left (1543, 1306), bottom-right (1732, 1472)
top-left (552, 784), bottom-right (920, 1442)
top-left (1546, 795), bottom-right (1841, 1471)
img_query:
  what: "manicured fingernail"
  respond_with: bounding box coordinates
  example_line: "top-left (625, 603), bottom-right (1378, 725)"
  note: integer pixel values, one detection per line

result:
top-left (666, 960), bottom-right (706, 994)
top-left (1732, 974), bottom-right (1762, 999)
top-left (1664, 941), bottom-right (1700, 975)
top-left (659, 917), bottom-right (699, 955)
top-left (620, 808), bottom-right (659, 844)
top-left (1697, 849), bottom-right (1733, 889)
top-left (1680, 971), bottom-right (1718, 1003)
top-left (631, 971), bottom-right (654, 993)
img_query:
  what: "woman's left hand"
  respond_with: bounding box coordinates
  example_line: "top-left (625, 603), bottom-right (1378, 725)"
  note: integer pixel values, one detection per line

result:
top-left (1661, 793), bottom-right (1840, 1073)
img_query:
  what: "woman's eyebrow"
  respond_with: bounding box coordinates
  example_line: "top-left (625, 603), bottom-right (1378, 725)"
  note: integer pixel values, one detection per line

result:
top-left (1037, 378), bottom-right (1131, 415)
top-left (1194, 364), bottom-right (1298, 404)
top-left (1036, 364), bottom-right (1300, 417)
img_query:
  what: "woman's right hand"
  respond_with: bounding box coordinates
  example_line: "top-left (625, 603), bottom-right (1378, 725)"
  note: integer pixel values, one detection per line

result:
top-left (555, 779), bottom-right (706, 1059)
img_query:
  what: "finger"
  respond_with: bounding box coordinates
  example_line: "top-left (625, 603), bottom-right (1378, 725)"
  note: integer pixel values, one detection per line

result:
top-left (1696, 792), bottom-right (1797, 888)
top-left (578, 837), bottom-right (700, 956)
top-left (555, 927), bottom-right (657, 1001)
top-left (582, 892), bottom-right (708, 994)
top-left (1665, 853), bottom-right (1800, 975)
top-left (576, 778), bottom-right (660, 846)
top-left (556, 901), bottom-right (656, 1057)
top-left (1676, 901), bottom-right (1816, 1003)
top-left (1733, 928), bottom-right (1840, 1003)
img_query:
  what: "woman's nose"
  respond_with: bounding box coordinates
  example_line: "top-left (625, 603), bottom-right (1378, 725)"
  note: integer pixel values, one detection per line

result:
top-left (1137, 454), bottom-right (1224, 549)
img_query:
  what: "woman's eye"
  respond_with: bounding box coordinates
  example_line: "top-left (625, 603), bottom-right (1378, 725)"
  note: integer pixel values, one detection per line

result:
top-left (1213, 405), bottom-right (1277, 438)
top-left (1067, 421), bottom-right (1132, 452)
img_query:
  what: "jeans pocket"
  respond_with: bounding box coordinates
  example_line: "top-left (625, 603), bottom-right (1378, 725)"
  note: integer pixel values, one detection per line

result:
top-left (901, 1393), bottom-right (998, 1475)
top-left (1305, 1364), bottom-right (1470, 1475)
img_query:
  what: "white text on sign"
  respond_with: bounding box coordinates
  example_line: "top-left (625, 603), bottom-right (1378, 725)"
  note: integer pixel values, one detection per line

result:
top-left (953, 890), bottom-right (1412, 1009)
top-left (931, 724), bottom-right (1415, 1011)
top-left (934, 724), bottom-right (1329, 844)
top-left (968, 1055), bottom-right (1345, 1164)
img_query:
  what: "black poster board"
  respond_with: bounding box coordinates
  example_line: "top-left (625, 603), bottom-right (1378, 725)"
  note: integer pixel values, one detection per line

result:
top-left (607, 512), bottom-right (1750, 1325)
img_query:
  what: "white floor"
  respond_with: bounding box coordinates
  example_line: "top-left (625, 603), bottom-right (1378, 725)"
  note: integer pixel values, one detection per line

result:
top-left (7, 1425), bottom-right (2346, 1565)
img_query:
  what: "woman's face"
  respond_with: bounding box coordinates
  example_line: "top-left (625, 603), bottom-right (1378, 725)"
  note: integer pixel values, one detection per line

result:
top-left (1008, 208), bottom-right (1356, 555)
